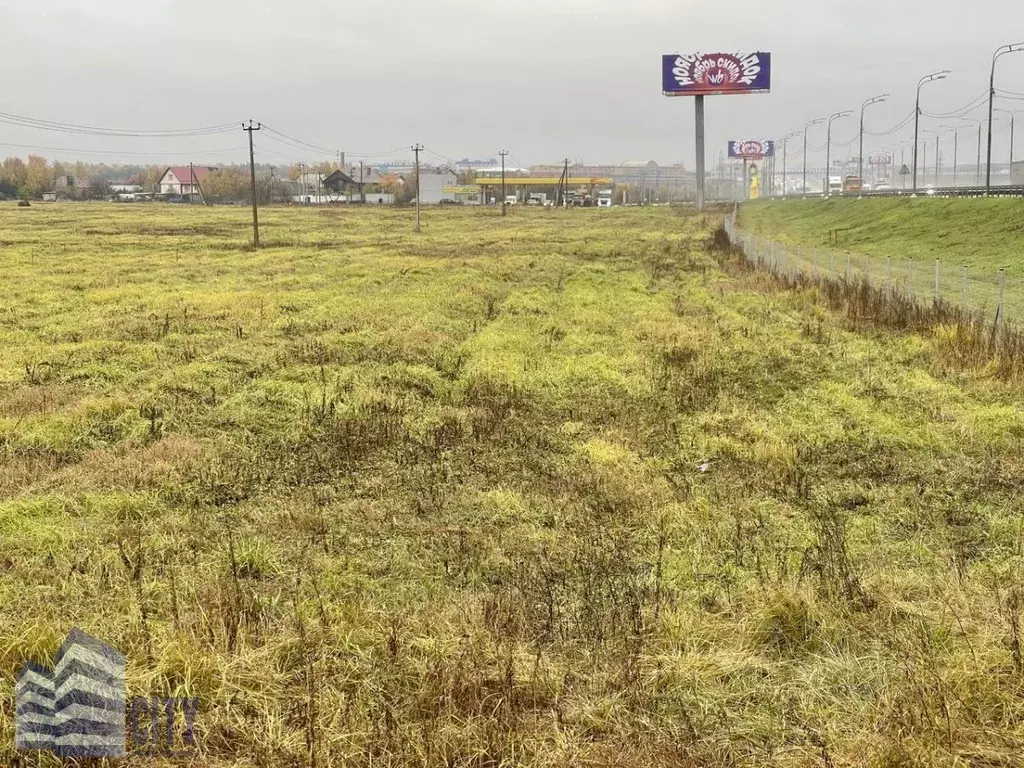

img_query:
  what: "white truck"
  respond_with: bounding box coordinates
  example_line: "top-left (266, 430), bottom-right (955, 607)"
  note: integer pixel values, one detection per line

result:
top-left (597, 189), bottom-right (613, 207)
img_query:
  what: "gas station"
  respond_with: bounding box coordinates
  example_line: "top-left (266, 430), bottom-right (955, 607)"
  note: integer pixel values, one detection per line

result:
top-left (474, 176), bottom-right (613, 205)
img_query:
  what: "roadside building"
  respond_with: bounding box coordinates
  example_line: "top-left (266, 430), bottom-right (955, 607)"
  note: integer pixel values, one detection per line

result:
top-left (411, 169), bottom-right (459, 204)
top-left (157, 166), bottom-right (215, 196)
top-left (54, 174), bottom-right (91, 200)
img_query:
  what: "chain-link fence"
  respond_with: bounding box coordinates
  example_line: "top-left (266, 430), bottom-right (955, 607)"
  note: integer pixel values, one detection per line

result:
top-left (724, 210), bottom-right (1018, 327)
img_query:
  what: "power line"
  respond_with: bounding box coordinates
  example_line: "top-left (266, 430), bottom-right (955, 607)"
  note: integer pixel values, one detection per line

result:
top-left (0, 141), bottom-right (245, 158)
top-left (0, 110), bottom-right (236, 137)
top-left (922, 90), bottom-right (989, 119)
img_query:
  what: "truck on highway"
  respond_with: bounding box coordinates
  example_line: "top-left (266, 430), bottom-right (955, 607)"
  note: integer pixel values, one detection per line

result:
top-left (843, 175), bottom-right (862, 194)
top-left (597, 189), bottom-right (613, 207)
top-left (827, 176), bottom-right (844, 196)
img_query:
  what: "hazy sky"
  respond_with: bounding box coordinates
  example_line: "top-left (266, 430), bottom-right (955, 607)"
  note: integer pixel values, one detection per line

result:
top-left (4, 0), bottom-right (1024, 171)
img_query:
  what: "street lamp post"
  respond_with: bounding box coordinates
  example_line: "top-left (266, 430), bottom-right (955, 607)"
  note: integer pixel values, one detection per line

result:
top-left (914, 70), bottom-right (950, 192)
top-left (987, 43), bottom-right (1024, 193)
top-left (803, 118), bottom-right (825, 196)
top-left (780, 131), bottom-right (800, 196)
top-left (826, 110), bottom-right (851, 196)
top-left (859, 94), bottom-right (889, 189)
top-left (941, 125), bottom-right (959, 186)
top-left (997, 109), bottom-right (1021, 179)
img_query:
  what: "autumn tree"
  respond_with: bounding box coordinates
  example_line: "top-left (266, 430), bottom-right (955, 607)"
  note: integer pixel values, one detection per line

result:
top-left (202, 168), bottom-right (250, 202)
top-left (22, 155), bottom-right (53, 198)
top-left (0, 157), bottom-right (27, 198)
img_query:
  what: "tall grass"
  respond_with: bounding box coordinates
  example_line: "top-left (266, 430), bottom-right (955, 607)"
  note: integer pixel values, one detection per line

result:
top-left (1, 203), bottom-right (1024, 765)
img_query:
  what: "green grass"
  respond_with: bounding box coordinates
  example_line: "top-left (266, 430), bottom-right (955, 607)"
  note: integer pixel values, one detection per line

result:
top-left (742, 197), bottom-right (1024, 271)
top-left (2, 202), bottom-right (1024, 765)
top-left (740, 198), bottom-right (1024, 324)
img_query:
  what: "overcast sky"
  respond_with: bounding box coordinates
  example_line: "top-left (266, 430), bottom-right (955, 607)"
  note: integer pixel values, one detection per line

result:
top-left (4, 0), bottom-right (1024, 172)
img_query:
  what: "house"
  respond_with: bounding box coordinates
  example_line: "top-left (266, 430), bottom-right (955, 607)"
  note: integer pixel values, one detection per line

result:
top-left (322, 169), bottom-right (356, 194)
top-left (157, 166), bottom-right (215, 196)
top-left (54, 174), bottom-right (91, 200)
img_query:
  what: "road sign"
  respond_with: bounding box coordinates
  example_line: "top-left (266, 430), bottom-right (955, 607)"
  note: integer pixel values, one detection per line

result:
top-left (899, 164), bottom-right (911, 175)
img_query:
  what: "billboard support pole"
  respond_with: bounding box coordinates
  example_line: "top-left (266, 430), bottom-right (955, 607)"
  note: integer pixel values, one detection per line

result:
top-left (695, 95), bottom-right (705, 211)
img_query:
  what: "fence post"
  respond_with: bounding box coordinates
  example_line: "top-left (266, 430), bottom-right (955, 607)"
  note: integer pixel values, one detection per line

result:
top-left (961, 266), bottom-right (968, 311)
top-left (997, 268), bottom-right (1005, 326)
top-left (909, 258), bottom-right (914, 297)
top-left (934, 259), bottom-right (940, 303)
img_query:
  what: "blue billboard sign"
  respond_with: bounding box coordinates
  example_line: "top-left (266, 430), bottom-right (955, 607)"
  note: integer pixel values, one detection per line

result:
top-left (663, 52), bottom-right (771, 96)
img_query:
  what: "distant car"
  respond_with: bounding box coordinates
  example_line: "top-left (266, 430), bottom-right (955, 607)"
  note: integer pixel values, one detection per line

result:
top-left (924, 185), bottom-right (936, 196)
top-left (875, 183), bottom-right (891, 191)
top-left (504, 195), bottom-right (517, 206)
top-left (526, 198), bottom-right (540, 205)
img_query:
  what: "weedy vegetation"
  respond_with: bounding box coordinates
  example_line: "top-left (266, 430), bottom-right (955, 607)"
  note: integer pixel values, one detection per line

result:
top-left (2, 202), bottom-right (1024, 766)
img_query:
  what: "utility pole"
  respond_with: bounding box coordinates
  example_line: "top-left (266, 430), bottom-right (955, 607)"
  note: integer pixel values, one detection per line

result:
top-left (359, 160), bottom-right (365, 203)
top-left (499, 149), bottom-right (509, 215)
top-left (412, 144), bottom-right (423, 232)
top-left (243, 120), bottom-right (261, 248)
top-left (190, 162), bottom-right (209, 206)
top-left (935, 133), bottom-right (939, 185)
top-left (565, 156), bottom-right (573, 207)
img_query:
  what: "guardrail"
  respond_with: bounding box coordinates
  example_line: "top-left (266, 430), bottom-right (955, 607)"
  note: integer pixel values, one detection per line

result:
top-left (770, 185), bottom-right (1024, 200)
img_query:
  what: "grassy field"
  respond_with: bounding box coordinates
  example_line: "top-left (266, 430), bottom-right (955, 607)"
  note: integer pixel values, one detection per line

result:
top-left (3, 202), bottom-right (1024, 766)
top-left (741, 198), bottom-right (1024, 271)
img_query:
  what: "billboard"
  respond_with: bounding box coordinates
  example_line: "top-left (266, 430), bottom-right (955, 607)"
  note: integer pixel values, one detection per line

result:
top-left (662, 52), bottom-right (771, 96)
top-left (728, 140), bottom-right (775, 159)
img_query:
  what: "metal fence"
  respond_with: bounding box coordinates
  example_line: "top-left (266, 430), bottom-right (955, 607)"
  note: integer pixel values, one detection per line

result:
top-left (723, 211), bottom-right (1020, 327)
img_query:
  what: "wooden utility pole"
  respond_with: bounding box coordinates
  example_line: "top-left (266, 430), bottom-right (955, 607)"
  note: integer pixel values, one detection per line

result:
top-left (499, 149), bottom-right (509, 215)
top-left (412, 144), bottom-right (423, 232)
top-left (190, 162), bottom-right (209, 206)
top-left (243, 120), bottom-right (261, 248)
top-left (359, 161), bottom-right (365, 203)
